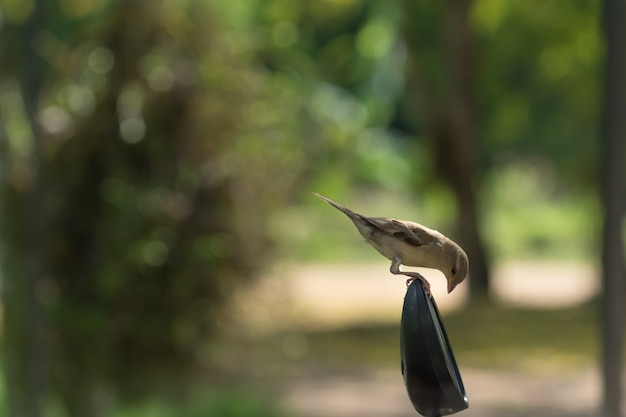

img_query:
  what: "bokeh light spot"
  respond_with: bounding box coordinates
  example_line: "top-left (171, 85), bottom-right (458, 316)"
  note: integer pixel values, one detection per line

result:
top-left (357, 20), bottom-right (394, 59)
top-left (119, 117), bottom-right (146, 144)
top-left (88, 47), bottom-right (115, 74)
top-left (38, 106), bottom-right (72, 137)
top-left (147, 66), bottom-right (174, 92)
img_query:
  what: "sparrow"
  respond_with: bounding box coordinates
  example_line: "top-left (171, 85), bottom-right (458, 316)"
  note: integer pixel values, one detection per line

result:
top-left (314, 193), bottom-right (468, 294)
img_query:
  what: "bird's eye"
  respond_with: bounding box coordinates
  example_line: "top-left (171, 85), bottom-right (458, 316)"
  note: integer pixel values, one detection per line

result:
top-left (451, 267), bottom-right (457, 275)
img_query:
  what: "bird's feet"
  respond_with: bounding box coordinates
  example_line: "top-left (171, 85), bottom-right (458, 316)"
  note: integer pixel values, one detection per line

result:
top-left (390, 256), bottom-right (432, 296)
top-left (404, 273), bottom-right (431, 296)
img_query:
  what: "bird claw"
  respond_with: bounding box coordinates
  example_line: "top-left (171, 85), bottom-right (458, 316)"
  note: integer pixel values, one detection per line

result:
top-left (391, 256), bottom-right (431, 296)
top-left (405, 275), bottom-right (432, 297)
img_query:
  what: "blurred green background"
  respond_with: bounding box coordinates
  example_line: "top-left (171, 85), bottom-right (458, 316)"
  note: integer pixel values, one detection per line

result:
top-left (0, 0), bottom-right (614, 416)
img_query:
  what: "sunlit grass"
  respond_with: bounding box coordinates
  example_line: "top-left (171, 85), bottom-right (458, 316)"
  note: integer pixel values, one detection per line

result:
top-left (244, 301), bottom-right (600, 375)
top-left (443, 301), bottom-right (599, 371)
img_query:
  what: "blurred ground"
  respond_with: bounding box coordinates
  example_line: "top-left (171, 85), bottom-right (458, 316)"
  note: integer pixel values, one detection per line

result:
top-left (243, 260), bottom-right (599, 330)
top-left (282, 366), bottom-right (600, 417)
top-left (240, 260), bottom-right (603, 417)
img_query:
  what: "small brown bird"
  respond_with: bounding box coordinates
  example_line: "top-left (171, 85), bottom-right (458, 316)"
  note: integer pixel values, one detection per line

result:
top-left (314, 193), bottom-right (468, 294)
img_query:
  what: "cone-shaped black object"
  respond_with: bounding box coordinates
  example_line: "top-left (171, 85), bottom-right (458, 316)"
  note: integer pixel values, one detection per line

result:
top-left (400, 280), bottom-right (469, 416)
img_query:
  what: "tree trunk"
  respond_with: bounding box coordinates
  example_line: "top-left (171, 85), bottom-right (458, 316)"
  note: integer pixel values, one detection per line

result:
top-left (600, 0), bottom-right (626, 415)
top-left (402, 0), bottom-right (490, 298)
top-left (3, 1), bottom-right (49, 416)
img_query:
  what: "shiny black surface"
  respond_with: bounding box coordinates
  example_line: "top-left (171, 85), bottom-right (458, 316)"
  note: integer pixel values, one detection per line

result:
top-left (400, 280), bottom-right (468, 416)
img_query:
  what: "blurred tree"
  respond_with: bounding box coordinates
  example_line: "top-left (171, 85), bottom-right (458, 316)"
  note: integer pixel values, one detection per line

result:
top-left (396, 0), bottom-right (602, 296)
top-left (253, 0), bottom-right (413, 196)
top-left (474, 0), bottom-right (601, 184)
top-left (1, 1), bottom-right (49, 416)
top-left (1, 0), bottom-right (308, 415)
top-left (247, 0), bottom-right (602, 295)
top-left (399, 0), bottom-right (490, 296)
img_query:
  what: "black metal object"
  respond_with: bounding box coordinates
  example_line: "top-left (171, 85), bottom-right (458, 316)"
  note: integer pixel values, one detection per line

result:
top-left (400, 280), bottom-right (469, 416)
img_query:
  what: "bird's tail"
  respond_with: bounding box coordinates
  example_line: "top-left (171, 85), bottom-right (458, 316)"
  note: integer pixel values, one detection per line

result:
top-left (313, 193), bottom-right (364, 223)
top-left (314, 193), bottom-right (379, 242)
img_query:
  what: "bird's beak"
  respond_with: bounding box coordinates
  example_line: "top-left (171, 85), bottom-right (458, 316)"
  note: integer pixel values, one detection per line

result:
top-left (447, 281), bottom-right (458, 294)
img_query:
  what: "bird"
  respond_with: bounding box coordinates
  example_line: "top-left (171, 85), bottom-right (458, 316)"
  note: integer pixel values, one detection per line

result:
top-left (314, 193), bottom-right (468, 294)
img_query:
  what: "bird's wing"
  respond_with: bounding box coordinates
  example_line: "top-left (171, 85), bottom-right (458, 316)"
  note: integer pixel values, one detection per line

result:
top-left (366, 218), bottom-right (439, 247)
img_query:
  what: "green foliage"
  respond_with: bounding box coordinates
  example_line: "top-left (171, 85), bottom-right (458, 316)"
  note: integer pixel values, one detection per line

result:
top-left (481, 159), bottom-right (599, 261)
top-left (473, 0), bottom-right (602, 186)
top-left (0, 0), bottom-right (311, 415)
top-left (269, 0), bottom-right (603, 262)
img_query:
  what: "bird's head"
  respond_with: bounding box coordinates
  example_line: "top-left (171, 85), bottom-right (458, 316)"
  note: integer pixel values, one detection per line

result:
top-left (445, 246), bottom-right (469, 293)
